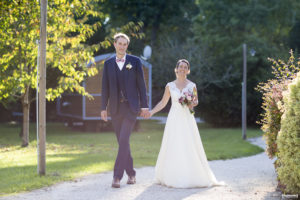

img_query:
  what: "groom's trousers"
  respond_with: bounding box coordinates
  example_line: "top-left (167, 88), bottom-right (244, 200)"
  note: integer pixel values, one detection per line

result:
top-left (111, 101), bottom-right (137, 180)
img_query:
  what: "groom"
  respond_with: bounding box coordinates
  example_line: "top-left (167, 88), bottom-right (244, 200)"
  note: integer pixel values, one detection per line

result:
top-left (101, 33), bottom-right (149, 188)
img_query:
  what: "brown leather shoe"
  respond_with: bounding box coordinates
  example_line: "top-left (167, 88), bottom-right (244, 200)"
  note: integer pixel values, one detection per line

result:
top-left (112, 178), bottom-right (120, 188)
top-left (127, 176), bottom-right (136, 184)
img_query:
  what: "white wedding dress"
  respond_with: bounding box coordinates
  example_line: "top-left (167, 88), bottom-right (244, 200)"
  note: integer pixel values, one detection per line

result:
top-left (155, 81), bottom-right (224, 188)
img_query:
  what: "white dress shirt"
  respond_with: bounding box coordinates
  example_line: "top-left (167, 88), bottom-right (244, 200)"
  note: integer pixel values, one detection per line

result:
top-left (116, 55), bottom-right (126, 70)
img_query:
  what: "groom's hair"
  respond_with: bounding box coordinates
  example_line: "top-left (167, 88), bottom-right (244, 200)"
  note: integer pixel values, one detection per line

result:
top-left (114, 33), bottom-right (130, 44)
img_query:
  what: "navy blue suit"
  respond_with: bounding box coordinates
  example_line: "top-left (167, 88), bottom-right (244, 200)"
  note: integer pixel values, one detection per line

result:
top-left (101, 54), bottom-right (148, 179)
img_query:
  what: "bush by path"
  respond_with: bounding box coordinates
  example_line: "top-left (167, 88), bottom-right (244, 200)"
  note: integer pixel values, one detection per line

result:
top-left (256, 50), bottom-right (300, 158)
top-left (277, 72), bottom-right (300, 194)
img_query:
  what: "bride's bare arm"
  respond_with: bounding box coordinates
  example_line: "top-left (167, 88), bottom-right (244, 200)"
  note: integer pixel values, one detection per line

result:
top-left (150, 86), bottom-right (171, 117)
top-left (188, 85), bottom-right (198, 109)
top-left (192, 86), bottom-right (198, 106)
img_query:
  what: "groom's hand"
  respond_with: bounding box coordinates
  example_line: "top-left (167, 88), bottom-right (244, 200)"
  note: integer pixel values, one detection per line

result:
top-left (144, 110), bottom-right (152, 119)
top-left (140, 108), bottom-right (149, 118)
top-left (101, 110), bottom-right (108, 122)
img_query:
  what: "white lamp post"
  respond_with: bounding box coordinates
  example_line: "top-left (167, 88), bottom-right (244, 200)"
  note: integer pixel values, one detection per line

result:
top-left (141, 45), bottom-right (152, 60)
top-left (242, 44), bottom-right (255, 140)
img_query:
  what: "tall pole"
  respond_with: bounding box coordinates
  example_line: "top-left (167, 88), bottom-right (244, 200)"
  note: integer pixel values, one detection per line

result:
top-left (36, 39), bottom-right (40, 173)
top-left (38, 0), bottom-right (47, 175)
top-left (242, 44), bottom-right (247, 140)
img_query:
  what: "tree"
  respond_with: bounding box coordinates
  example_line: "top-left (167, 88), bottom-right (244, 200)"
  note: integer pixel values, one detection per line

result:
top-left (101, 0), bottom-right (198, 48)
top-left (191, 0), bottom-right (300, 126)
top-left (289, 21), bottom-right (300, 53)
top-left (0, 0), bottom-right (104, 146)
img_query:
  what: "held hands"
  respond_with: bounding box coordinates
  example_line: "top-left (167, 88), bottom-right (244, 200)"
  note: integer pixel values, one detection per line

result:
top-left (140, 109), bottom-right (153, 119)
top-left (140, 109), bottom-right (150, 119)
top-left (145, 110), bottom-right (153, 119)
top-left (101, 109), bottom-right (152, 121)
top-left (101, 110), bottom-right (108, 122)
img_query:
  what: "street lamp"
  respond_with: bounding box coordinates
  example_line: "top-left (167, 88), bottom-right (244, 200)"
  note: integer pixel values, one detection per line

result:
top-left (141, 45), bottom-right (152, 60)
top-left (242, 44), bottom-right (255, 140)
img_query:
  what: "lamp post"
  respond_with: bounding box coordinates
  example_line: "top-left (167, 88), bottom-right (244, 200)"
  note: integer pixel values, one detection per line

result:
top-left (141, 45), bottom-right (152, 60)
top-left (38, 0), bottom-right (47, 175)
top-left (242, 44), bottom-right (255, 140)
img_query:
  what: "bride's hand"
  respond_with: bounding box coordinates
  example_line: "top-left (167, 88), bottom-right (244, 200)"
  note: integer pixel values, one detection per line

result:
top-left (188, 104), bottom-right (194, 110)
top-left (145, 110), bottom-right (153, 119)
top-left (190, 100), bottom-right (198, 108)
top-left (149, 110), bottom-right (154, 118)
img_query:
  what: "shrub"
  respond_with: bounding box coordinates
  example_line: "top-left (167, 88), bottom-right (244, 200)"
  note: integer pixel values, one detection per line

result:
top-left (256, 50), bottom-right (300, 158)
top-left (276, 72), bottom-right (300, 194)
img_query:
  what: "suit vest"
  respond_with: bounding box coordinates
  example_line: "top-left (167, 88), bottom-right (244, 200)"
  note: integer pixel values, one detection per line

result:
top-left (115, 64), bottom-right (127, 102)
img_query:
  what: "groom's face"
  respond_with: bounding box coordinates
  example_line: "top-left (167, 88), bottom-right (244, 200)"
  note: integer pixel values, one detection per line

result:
top-left (114, 37), bottom-right (129, 56)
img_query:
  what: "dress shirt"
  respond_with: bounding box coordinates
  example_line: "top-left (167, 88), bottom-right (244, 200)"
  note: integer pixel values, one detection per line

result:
top-left (116, 55), bottom-right (126, 70)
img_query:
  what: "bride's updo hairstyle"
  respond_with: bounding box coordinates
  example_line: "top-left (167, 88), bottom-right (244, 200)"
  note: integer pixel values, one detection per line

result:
top-left (174, 59), bottom-right (190, 75)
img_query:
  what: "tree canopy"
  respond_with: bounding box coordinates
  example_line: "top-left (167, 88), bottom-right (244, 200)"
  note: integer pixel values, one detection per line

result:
top-left (190, 0), bottom-right (300, 125)
top-left (0, 0), bottom-right (104, 146)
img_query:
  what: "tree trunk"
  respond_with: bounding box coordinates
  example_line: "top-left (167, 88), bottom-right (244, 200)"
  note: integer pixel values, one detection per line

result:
top-left (21, 90), bottom-right (30, 147)
top-left (151, 26), bottom-right (157, 46)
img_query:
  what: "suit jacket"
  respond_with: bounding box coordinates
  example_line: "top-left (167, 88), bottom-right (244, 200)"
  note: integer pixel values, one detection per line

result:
top-left (101, 54), bottom-right (148, 115)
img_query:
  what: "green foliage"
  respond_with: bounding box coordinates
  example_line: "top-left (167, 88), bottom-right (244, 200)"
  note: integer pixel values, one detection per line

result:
top-left (191, 0), bottom-right (300, 126)
top-left (256, 50), bottom-right (300, 158)
top-left (0, 0), bottom-right (104, 102)
top-left (101, 0), bottom-right (198, 46)
top-left (277, 72), bottom-right (300, 194)
top-left (289, 21), bottom-right (300, 52)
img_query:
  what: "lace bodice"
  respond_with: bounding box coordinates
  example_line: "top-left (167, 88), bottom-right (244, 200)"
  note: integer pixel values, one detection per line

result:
top-left (167, 81), bottom-right (196, 106)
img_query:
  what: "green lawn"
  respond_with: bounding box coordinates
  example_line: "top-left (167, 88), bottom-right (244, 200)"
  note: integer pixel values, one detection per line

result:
top-left (0, 120), bottom-right (263, 196)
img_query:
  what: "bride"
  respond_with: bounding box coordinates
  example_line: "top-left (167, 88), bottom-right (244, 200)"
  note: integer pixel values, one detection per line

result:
top-left (148, 59), bottom-right (224, 188)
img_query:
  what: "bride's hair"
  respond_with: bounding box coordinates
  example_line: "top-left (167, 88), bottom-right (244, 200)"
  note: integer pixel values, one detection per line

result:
top-left (175, 59), bottom-right (190, 74)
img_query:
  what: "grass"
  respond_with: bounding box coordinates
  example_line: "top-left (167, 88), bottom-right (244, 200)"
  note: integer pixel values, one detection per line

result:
top-left (0, 120), bottom-right (263, 196)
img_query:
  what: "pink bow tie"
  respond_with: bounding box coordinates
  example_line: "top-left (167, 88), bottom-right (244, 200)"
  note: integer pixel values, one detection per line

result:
top-left (116, 58), bottom-right (125, 62)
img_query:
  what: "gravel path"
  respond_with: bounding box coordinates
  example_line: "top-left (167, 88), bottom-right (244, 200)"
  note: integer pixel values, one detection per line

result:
top-left (1, 137), bottom-right (281, 200)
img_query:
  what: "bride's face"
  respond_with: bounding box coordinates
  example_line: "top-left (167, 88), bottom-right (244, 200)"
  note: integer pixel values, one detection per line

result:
top-left (176, 62), bottom-right (190, 77)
